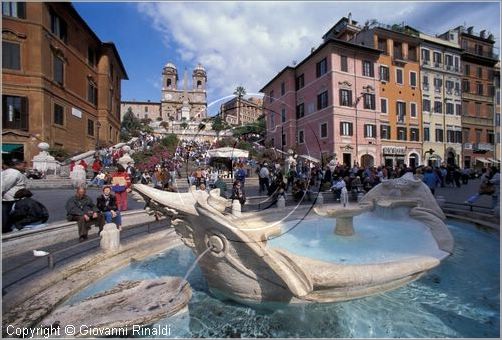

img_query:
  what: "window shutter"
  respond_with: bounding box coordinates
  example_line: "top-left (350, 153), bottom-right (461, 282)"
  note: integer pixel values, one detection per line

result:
top-left (349, 123), bottom-right (353, 136)
top-left (339, 122), bottom-right (343, 134)
top-left (364, 125), bottom-right (368, 137)
top-left (348, 90), bottom-right (352, 107)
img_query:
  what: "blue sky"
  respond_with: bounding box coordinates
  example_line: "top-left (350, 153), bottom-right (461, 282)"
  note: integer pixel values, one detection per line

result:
top-left (74, 1), bottom-right (500, 116)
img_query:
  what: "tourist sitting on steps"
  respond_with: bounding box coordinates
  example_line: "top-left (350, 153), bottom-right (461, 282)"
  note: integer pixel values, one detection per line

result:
top-left (97, 186), bottom-right (122, 230)
top-left (65, 186), bottom-right (105, 242)
top-left (10, 188), bottom-right (49, 231)
top-left (230, 180), bottom-right (246, 205)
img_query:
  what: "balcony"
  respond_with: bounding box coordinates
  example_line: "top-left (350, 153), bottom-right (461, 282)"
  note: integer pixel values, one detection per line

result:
top-left (463, 46), bottom-right (498, 60)
top-left (462, 115), bottom-right (493, 126)
top-left (473, 143), bottom-right (494, 152)
top-left (463, 91), bottom-right (494, 103)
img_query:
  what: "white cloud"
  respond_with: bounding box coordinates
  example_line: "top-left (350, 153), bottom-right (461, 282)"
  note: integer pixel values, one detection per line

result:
top-left (137, 1), bottom-right (500, 107)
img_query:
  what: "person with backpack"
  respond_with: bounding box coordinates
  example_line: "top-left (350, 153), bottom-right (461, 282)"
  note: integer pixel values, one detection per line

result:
top-left (10, 189), bottom-right (49, 231)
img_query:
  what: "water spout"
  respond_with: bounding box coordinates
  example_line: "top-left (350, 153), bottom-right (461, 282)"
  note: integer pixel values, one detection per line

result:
top-left (176, 246), bottom-right (213, 294)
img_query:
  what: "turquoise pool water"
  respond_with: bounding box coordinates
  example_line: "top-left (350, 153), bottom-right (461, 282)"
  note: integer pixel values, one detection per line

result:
top-left (268, 208), bottom-right (448, 264)
top-left (65, 219), bottom-right (499, 338)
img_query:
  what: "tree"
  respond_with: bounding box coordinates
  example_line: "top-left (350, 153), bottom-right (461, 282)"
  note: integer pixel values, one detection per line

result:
top-left (233, 86), bottom-right (247, 126)
top-left (160, 121), bottom-right (169, 130)
top-left (120, 108), bottom-right (142, 141)
top-left (212, 115), bottom-right (230, 133)
top-left (159, 133), bottom-right (179, 153)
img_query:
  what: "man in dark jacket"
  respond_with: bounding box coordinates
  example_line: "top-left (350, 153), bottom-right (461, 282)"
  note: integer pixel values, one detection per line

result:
top-left (66, 186), bottom-right (104, 241)
top-left (96, 186), bottom-right (122, 230)
top-left (10, 189), bottom-right (49, 230)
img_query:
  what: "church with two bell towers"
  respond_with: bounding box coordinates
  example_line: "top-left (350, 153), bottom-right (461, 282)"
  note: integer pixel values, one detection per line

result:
top-left (161, 62), bottom-right (207, 121)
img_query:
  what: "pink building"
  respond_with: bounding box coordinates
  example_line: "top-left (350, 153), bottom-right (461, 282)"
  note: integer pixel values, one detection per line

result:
top-left (261, 36), bottom-right (382, 167)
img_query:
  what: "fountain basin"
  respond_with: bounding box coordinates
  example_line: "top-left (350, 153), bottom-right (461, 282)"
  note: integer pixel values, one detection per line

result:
top-left (132, 172), bottom-right (454, 305)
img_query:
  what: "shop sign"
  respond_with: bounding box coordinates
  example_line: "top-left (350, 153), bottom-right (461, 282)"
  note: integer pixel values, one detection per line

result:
top-left (383, 146), bottom-right (405, 155)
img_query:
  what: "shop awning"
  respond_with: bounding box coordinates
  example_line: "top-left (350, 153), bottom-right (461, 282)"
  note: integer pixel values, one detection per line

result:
top-left (206, 147), bottom-right (249, 158)
top-left (2, 144), bottom-right (23, 153)
top-left (476, 157), bottom-right (490, 164)
top-left (487, 158), bottom-right (500, 163)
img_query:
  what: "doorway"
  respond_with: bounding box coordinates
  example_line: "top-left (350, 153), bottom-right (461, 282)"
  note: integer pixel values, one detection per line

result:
top-left (342, 153), bottom-right (352, 167)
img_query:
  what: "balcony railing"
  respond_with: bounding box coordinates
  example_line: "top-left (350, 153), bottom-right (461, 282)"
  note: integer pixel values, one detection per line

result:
top-left (463, 46), bottom-right (498, 60)
top-left (473, 143), bottom-right (494, 151)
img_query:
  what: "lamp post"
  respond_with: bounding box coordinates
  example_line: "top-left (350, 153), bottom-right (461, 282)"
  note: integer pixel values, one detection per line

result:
top-left (423, 148), bottom-right (435, 166)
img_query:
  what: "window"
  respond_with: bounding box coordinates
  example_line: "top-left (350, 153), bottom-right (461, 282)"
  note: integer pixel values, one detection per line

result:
top-left (317, 91), bottom-right (328, 110)
top-left (454, 57), bottom-right (460, 72)
top-left (396, 101), bottom-right (406, 122)
top-left (298, 130), bottom-right (304, 144)
top-left (2, 2), bottom-right (25, 18)
top-left (281, 82), bottom-right (285, 96)
top-left (433, 78), bottom-right (442, 92)
top-left (393, 42), bottom-right (403, 59)
top-left (462, 101), bottom-right (469, 115)
top-left (397, 127), bottom-right (407, 141)
top-left (477, 67), bottom-right (482, 78)
top-left (50, 10), bottom-right (67, 43)
top-left (363, 93), bottom-right (375, 110)
top-left (379, 66), bottom-right (389, 81)
top-left (362, 60), bottom-right (374, 77)
top-left (410, 128), bottom-right (419, 141)
top-left (316, 58), bottom-right (327, 77)
top-left (282, 134), bottom-right (286, 146)
top-left (380, 125), bottom-right (390, 140)
top-left (446, 102), bottom-right (454, 115)
top-left (269, 90), bottom-right (274, 103)
top-left (445, 80), bottom-right (454, 93)
top-left (435, 128), bottom-right (444, 142)
top-left (464, 64), bottom-right (470, 76)
top-left (456, 131), bottom-right (462, 143)
top-left (488, 130), bottom-right (495, 144)
top-left (410, 102), bottom-right (417, 118)
top-left (396, 68), bottom-right (403, 84)
top-left (454, 82), bottom-right (460, 94)
top-left (423, 99), bottom-right (431, 112)
top-left (145, 106), bottom-right (148, 112)
top-left (88, 47), bottom-right (97, 67)
top-left (496, 113), bottom-right (500, 126)
top-left (447, 129), bottom-right (455, 143)
top-left (364, 124), bottom-right (376, 138)
top-left (296, 103), bottom-right (304, 119)
top-left (54, 103), bottom-right (64, 125)
top-left (341, 55), bottom-right (348, 72)
top-left (456, 103), bottom-right (462, 116)
top-left (410, 71), bottom-right (417, 87)
top-left (281, 108), bottom-right (286, 123)
top-left (445, 54), bottom-right (453, 67)
top-left (85, 119), bottom-right (96, 138)
top-left (53, 56), bottom-right (64, 85)
top-left (421, 49), bottom-right (430, 63)
top-left (463, 129), bottom-right (470, 143)
top-left (320, 122), bottom-right (328, 138)
top-left (422, 75), bottom-right (429, 90)
top-left (380, 98), bottom-right (388, 114)
top-left (340, 122), bottom-right (353, 136)
top-left (378, 38), bottom-right (387, 54)
top-left (475, 103), bottom-right (481, 116)
top-left (270, 113), bottom-right (275, 127)
top-left (2, 41), bottom-right (20, 70)
top-left (434, 101), bottom-right (442, 114)
top-left (167, 79), bottom-right (172, 88)
top-left (477, 83), bottom-right (483, 96)
top-left (339, 89), bottom-right (352, 107)
top-left (295, 74), bottom-right (304, 90)
top-left (475, 129), bottom-right (481, 143)
top-left (423, 127), bottom-right (430, 141)
top-left (2, 95), bottom-right (28, 130)
top-left (462, 80), bottom-right (470, 92)
top-left (433, 51), bottom-right (442, 65)
top-left (88, 81), bottom-right (98, 105)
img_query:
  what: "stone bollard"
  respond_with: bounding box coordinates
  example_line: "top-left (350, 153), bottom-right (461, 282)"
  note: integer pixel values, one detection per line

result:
top-left (100, 223), bottom-right (120, 252)
top-left (277, 196), bottom-right (286, 209)
top-left (316, 192), bottom-right (324, 205)
top-left (340, 187), bottom-right (349, 207)
top-left (232, 199), bottom-right (241, 217)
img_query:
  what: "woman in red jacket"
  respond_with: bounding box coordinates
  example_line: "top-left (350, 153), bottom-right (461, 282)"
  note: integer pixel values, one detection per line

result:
top-left (111, 164), bottom-right (131, 211)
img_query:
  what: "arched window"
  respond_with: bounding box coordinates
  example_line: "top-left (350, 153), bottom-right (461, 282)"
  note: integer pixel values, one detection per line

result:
top-left (167, 79), bottom-right (172, 87)
top-left (197, 80), bottom-right (202, 88)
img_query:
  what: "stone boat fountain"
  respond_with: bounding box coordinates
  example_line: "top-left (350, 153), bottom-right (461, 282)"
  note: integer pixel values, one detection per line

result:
top-left (132, 173), bottom-right (453, 304)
